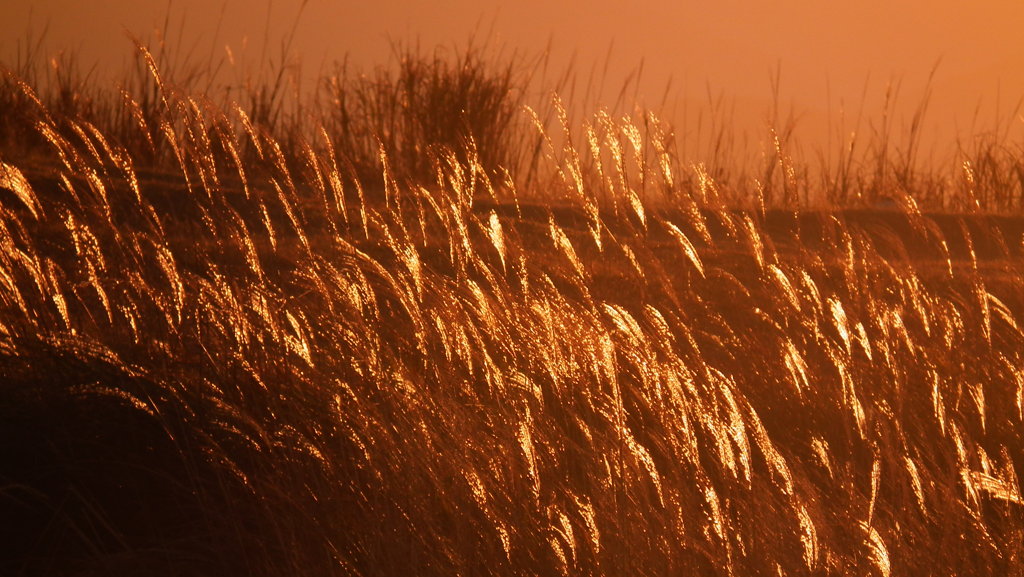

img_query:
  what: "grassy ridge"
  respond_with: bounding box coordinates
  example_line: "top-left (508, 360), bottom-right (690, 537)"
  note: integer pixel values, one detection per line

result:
top-left (1, 38), bottom-right (1024, 576)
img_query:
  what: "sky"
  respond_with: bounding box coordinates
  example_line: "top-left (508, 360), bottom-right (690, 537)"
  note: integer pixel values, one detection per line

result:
top-left (2, 1), bottom-right (1023, 155)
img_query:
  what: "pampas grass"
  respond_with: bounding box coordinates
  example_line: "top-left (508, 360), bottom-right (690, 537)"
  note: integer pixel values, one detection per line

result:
top-left (1, 29), bottom-right (1024, 576)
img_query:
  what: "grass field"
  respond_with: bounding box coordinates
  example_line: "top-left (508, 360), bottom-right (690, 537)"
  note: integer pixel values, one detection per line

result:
top-left (1, 36), bottom-right (1024, 576)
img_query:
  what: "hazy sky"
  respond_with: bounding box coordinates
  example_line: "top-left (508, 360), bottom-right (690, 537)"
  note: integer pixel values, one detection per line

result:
top-left (2, 1), bottom-right (1023, 150)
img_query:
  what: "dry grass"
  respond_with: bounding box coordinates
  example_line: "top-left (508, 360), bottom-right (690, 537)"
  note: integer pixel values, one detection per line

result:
top-left (1, 33), bottom-right (1024, 576)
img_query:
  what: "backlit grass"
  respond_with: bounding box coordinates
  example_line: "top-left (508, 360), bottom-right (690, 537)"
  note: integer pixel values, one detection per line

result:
top-left (1, 33), bottom-right (1023, 576)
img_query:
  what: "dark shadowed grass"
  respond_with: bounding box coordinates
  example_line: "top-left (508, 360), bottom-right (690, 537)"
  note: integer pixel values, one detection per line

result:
top-left (1, 32), bottom-right (1024, 577)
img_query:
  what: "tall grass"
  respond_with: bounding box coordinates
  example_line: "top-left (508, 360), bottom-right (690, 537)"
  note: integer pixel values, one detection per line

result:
top-left (1, 33), bottom-right (1024, 576)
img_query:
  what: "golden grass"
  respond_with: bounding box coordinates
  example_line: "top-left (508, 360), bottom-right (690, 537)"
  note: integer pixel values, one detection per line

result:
top-left (1, 34), bottom-right (1024, 576)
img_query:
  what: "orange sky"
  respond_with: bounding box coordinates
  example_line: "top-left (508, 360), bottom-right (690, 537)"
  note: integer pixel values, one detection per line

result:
top-left (2, 1), bottom-right (1023, 155)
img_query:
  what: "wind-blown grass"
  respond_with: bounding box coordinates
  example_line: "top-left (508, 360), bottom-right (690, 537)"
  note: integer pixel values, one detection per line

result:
top-left (1, 34), bottom-right (1024, 576)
